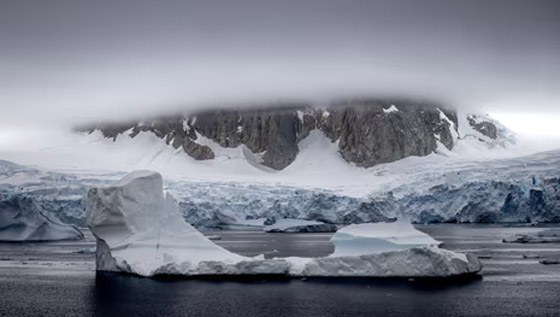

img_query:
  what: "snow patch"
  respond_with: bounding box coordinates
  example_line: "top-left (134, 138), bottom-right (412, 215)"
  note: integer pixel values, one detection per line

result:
top-left (383, 105), bottom-right (399, 114)
top-left (296, 110), bottom-right (304, 123)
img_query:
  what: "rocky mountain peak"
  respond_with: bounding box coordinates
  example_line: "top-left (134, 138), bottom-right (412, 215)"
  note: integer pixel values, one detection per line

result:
top-left (80, 100), bottom-right (512, 170)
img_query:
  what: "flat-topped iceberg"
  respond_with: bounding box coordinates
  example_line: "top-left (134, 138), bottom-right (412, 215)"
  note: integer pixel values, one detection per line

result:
top-left (504, 228), bottom-right (560, 244)
top-left (330, 220), bottom-right (441, 256)
top-left (264, 219), bottom-right (337, 233)
top-left (0, 194), bottom-right (83, 242)
top-left (87, 171), bottom-right (481, 278)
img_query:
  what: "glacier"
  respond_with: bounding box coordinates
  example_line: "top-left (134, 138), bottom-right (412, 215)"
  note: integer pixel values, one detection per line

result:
top-left (1, 145), bottom-right (560, 229)
top-left (330, 220), bottom-right (441, 256)
top-left (87, 170), bottom-right (481, 278)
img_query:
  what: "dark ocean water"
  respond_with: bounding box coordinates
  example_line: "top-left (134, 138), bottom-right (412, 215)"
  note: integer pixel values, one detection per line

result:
top-left (1, 225), bottom-right (560, 316)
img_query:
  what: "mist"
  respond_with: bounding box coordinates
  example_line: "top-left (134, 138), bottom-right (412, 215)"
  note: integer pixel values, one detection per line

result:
top-left (1, 0), bottom-right (560, 134)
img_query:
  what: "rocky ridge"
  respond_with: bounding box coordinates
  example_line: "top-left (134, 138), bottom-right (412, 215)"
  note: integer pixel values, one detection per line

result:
top-left (83, 100), bottom-right (463, 170)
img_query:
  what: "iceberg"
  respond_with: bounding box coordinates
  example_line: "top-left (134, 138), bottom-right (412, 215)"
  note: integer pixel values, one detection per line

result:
top-left (504, 228), bottom-right (560, 244)
top-left (4, 149), bottom-right (560, 229)
top-left (264, 219), bottom-right (337, 233)
top-left (330, 220), bottom-right (441, 256)
top-left (0, 194), bottom-right (84, 242)
top-left (301, 246), bottom-right (481, 277)
top-left (87, 171), bottom-right (481, 278)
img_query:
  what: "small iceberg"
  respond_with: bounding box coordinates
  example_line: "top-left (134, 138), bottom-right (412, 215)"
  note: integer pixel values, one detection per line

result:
top-left (330, 220), bottom-right (441, 256)
top-left (264, 219), bottom-right (337, 233)
top-left (0, 194), bottom-right (84, 242)
top-left (87, 171), bottom-right (481, 278)
top-left (504, 228), bottom-right (560, 244)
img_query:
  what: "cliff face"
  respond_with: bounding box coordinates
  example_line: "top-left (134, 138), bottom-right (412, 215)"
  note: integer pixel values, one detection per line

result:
top-left (84, 100), bottom-right (460, 170)
top-left (319, 102), bottom-right (457, 167)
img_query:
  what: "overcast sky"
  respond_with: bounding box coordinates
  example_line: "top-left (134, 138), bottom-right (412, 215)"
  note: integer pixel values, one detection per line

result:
top-left (1, 0), bottom-right (560, 134)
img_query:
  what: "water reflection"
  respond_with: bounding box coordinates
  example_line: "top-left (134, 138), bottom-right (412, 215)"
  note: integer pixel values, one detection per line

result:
top-left (93, 272), bottom-right (482, 316)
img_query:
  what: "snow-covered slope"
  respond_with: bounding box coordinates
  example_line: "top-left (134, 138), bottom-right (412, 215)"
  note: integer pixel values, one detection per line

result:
top-left (458, 113), bottom-right (517, 149)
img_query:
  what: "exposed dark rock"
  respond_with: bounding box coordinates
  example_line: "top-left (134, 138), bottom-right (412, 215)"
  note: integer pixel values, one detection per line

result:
top-left (321, 101), bottom-right (456, 167)
top-left (467, 115), bottom-right (498, 139)
top-left (182, 139), bottom-right (215, 160)
top-left (260, 112), bottom-right (299, 170)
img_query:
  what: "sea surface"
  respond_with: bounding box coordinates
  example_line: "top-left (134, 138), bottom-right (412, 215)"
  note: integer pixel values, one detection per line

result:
top-left (0, 225), bottom-right (560, 316)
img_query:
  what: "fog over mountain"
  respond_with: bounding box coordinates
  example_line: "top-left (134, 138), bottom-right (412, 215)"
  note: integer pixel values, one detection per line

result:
top-left (1, 0), bottom-right (559, 133)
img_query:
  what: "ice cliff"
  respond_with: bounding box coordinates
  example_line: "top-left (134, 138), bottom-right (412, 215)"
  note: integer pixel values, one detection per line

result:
top-left (2, 150), bottom-right (560, 229)
top-left (0, 193), bottom-right (83, 242)
top-left (87, 171), bottom-right (481, 278)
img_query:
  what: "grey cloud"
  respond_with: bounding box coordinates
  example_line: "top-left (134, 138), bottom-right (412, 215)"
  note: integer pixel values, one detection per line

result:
top-left (1, 0), bottom-right (559, 126)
